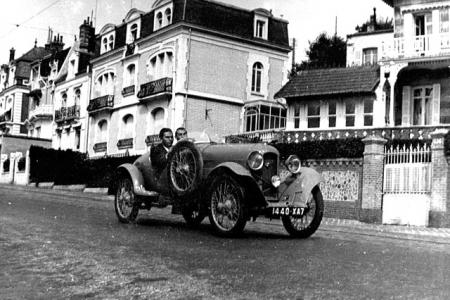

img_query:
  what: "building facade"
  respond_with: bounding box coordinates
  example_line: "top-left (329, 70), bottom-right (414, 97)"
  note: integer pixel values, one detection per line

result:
top-left (87, 0), bottom-right (290, 157)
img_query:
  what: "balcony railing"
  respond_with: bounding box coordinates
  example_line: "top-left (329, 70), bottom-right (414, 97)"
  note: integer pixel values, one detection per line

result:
top-left (382, 34), bottom-right (450, 59)
top-left (29, 105), bottom-right (53, 121)
top-left (0, 110), bottom-right (11, 124)
top-left (55, 105), bottom-right (80, 123)
top-left (93, 142), bottom-right (107, 152)
top-left (137, 77), bottom-right (172, 100)
top-left (121, 85), bottom-right (135, 97)
top-left (226, 126), bottom-right (450, 144)
top-left (87, 95), bottom-right (114, 113)
top-left (117, 138), bottom-right (134, 149)
top-left (145, 134), bottom-right (160, 146)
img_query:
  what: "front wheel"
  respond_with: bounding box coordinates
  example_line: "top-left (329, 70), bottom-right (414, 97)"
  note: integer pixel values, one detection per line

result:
top-left (114, 177), bottom-right (139, 223)
top-left (208, 173), bottom-right (247, 237)
top-left (281, 186), bottom-right (324, 238)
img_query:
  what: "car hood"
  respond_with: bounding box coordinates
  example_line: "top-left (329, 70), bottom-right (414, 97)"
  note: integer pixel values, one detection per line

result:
top-left (196, 142), bottom-right (279, 164)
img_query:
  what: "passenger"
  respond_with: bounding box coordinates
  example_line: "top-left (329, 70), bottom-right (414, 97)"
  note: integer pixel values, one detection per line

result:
top-left (175, 127), bottom-right (187, 141)
top-left (150, 128), bottom-right (174, 179)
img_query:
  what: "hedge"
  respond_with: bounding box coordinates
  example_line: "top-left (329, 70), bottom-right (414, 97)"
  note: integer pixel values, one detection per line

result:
top-left (29, 146), bottom-right (139, 192)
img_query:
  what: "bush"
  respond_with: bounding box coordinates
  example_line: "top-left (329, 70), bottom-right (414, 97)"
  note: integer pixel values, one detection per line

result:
top-left (272, 138), bottom-right (365, 161)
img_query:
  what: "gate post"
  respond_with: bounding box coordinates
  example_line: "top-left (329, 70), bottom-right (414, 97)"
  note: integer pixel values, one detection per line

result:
top-left (360, 135), bottom-right (387, 223)
top-left (430, 128), bottom-right (449, 227)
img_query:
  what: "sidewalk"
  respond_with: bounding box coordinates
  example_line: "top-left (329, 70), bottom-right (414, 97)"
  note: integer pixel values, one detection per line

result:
top-left (2, 183), bottom-right (450, 244)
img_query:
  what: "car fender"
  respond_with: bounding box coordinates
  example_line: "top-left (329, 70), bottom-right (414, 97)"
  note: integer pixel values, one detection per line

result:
top-left (279, 167), bottom-right (324, 207)
top-left (206, 162), bottom-right (266, 207)
top-left (117, 163), bottom-right (151, 197)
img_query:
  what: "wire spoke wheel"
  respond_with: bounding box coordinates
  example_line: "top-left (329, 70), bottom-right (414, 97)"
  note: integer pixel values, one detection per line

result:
top-left (208, 173), bottom-right (247, 236)
top-left (281, 186), bottom-right (324, 238)
top-left (167, 140), bottom-right (203, 197)
top-left (114, 177), bottom-right (139, 223)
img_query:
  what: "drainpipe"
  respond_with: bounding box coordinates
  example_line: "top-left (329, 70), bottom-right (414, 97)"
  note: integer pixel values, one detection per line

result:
top-left (183, 28), bottom-right (192, 128)
top-left (85, 66), bottom-right (92, 156)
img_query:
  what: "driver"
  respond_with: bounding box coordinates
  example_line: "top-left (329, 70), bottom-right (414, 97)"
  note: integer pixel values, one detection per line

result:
top-left (151, 128), bottom-right (174, 179)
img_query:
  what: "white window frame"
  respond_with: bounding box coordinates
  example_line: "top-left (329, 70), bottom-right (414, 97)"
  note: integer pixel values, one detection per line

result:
top-left (412, 86), bottom-right (433, 126)
top-left (254, 15), bottom-right (268, 39)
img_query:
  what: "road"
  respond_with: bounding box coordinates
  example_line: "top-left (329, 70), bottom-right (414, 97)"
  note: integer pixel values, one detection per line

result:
top-left (1, 186), bottom-right (449, 299)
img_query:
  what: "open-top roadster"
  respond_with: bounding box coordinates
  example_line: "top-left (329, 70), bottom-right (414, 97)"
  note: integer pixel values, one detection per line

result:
top-left (114, 132), bottom-right (324, 238)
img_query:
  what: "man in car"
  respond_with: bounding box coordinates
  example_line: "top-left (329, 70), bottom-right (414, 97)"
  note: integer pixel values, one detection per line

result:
top-left (175, 127), bottom-right (187, 141)
top-left (151, 128), bottom-right (174, 179)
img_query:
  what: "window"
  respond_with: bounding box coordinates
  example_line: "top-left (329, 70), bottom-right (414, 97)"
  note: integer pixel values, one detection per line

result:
top-left (165, 8), bottom-right (172, 24)
top-left (98, 120), bottom-right (108, 142)
top-left (122, 114), bottom-right (134, 138)
top-left (108, 35), bottom-right (114, 50)
top-left (102, 37), bottom-right (108, 52)
top-left (328, 101), bottom-right (336, 128)
top-left (363, 98), bottom-right (374, 126)
top-left (151, 108), bottom-right (165, 134)
top-left (412, 87), bottom-right (433, 125)
top-left (130, 24), bottom-right (138, 41)
top-left (251, 62), bottom-right (263, 93)
top-left (244, 105), bottom-right (286, 132)
top-left (440, 9), bottom-right (449, 33)
top-left (61, 92), bottom-right (67, 108)
top-left (307, 102), bottom-right (320, 128)
top-left (156, 12), bottom-right (163, 27)
top-left (293, 104), bottom-right (300, 129)
top-left (256, 20), bottom-right (265, 38)
top-left (74, 88), bottom-right (81, 107)
top-left (69, 59), bottom-right (76, 78)
top-left (95, 72), bottom-right (115, 97)
top-left (345, 100), bottom-right (356, 127)
top-left (126, 64), bottom-right (136, 86)
top-left (75, 128), bottom-right (80, 150)
top-left (147, 51), bottom-right (173, 80)
top-left (363, 48), bottom-right (378, 65)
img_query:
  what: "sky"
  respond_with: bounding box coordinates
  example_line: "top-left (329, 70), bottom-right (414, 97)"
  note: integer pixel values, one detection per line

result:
top-left (0, 0), bottom-right (393, 63)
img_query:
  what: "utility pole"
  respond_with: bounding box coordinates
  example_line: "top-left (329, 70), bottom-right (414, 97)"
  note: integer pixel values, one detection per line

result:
top-left (335, 16), bottom-right (338, 36)
top-left (291, 38), bottom-right (296, 69)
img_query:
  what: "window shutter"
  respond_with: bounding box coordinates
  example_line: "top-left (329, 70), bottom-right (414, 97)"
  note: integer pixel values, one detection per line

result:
top-left (404, 13), bottom-right (414, 54)
top-left (355, 50), bottom-right (361, 66)
top-left (432, 84), bottom-right (441, 125)
top-left (402, 86), bottom-right (411, 126)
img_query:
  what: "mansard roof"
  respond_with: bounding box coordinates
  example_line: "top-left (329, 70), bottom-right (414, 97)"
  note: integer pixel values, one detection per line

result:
top-left (39, 48), bottom-right (70, 77)
top-left (275, 66), bottom-right (380, 99)
top-left (13, 46), bottom-right (50, 79)
top-left (382, 0), bottom-right (393, 7)
top-left (94, 0), bottom-right (290, 57)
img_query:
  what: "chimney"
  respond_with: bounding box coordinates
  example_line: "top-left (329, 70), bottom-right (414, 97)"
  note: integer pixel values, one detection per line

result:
top-left (9, 48), bottom-right (15, 62)
top-left (368, 7), bottom-right (377, 32)
top-left (79, 16), bottom-right (96, 53)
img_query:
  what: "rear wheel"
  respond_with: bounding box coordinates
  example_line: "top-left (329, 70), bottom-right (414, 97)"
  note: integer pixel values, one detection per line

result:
top-left (208, 173), bottom-right (247, 237)
top-left (114, 177), bottom-right (139, 223)
top-left (281, 186), bottom-right (324, 238)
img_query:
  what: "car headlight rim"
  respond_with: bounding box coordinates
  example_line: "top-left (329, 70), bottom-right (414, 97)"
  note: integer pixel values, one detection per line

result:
top-left (285, 155), bottom-right (301, 174)
top-left (247, 151), bottom-right (264, 171)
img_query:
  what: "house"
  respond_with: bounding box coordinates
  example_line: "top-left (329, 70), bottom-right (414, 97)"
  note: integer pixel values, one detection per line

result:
top-left (0, 45), bottom-right (50, 136)
top-left (87, 0), bottom-right (290, 157)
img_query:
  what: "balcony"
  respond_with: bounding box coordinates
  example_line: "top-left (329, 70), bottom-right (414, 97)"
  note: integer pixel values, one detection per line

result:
top-left (137, 77), bottom-right (172, 102)
top-left (145, 134), bottom-right (160, 146)
top-left (121, 85), bottom-right (135, 97)
top-left (87, 95), bottom-right (114, 114)
top-left (117, 138), bottom-right (134, 149)
top-left (0, 109), bottom-right (11, 124)
top-left (383, 34), bottom-right (450, 60)
top-left (93, 142), bottom-right (107, 153)
top-left (55, 105), bottom-right (80, 123)
top-left (29, 105), bottom-right (53, 122)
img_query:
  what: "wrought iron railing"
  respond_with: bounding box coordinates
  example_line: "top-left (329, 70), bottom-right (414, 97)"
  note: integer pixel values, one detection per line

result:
top-left (137, 77), bottom-right (172, 99)
top-left (55, 105), bottom-right (80, 122)
top-left (93, 142), bottom-right (107, 152)
top-left (117, 138), bottom-right (134, 149)
top-left (87, 95), bottom-right (114, 112)
top-left (145, 134), bottom-right (160, 146)
top-left (121, 85), bottom-right (135, 97)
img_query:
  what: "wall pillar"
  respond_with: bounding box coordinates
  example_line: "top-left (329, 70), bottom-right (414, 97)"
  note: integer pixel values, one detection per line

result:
top-left (360, 135), bottom-right (387, 223)
top-left (430, 129), bottom-right (449, 227)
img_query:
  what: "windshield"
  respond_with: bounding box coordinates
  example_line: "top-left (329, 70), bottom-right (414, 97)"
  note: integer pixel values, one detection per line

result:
top-left (185, 130), bottom-right (224, 144)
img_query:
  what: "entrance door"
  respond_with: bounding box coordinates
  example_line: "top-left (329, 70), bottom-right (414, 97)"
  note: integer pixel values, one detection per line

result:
top-left (414, 13), bottom-right (432, 53)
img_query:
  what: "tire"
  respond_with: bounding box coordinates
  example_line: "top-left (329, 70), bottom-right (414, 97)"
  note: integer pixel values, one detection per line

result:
top-left (182, 203), bottom-right (206, 227)
top-left (114, 177), bottom-right (139, 223)
top-left (281, 186), bottom-right (324, 238)
top-left (208, 173), bottom-right (247, 237)
top-left (167, 140), bottom-right (203, 197)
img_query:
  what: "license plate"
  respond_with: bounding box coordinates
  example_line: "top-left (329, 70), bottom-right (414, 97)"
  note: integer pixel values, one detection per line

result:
top-left (272, 207), bottom-right (304, 216)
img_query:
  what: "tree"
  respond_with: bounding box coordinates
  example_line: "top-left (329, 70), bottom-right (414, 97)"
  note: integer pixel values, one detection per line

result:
top-left (289, 33), bottom-right (346, 79)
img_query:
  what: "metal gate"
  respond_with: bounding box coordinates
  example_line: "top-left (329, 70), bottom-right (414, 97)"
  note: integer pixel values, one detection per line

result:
top-left (382, 144), bottom-right (432, 226)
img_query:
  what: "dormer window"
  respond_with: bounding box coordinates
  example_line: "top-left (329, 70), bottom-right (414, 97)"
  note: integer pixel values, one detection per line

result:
top-left (108, 35), bottom-right (114, 50)
top-left (99, 24), bottom-right (116, 54)
top-left (154, 2), bottom-right (173, 30)
top-left (253, 10), bottom-right (269, 40)
top-left (102, 37), bottom-right (108, 52)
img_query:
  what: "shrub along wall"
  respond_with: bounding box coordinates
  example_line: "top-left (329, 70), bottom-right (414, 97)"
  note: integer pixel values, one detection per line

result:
top-left (29, 146), bottom-right (139, 192)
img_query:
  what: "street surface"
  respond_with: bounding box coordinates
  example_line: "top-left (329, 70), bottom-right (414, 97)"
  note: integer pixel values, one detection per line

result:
top-left (1, 186), bottom-right (449, 299)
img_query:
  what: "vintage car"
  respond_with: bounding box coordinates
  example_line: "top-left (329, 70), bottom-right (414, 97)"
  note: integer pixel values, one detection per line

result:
top-left (114, 132), bottom-right (324, 238)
